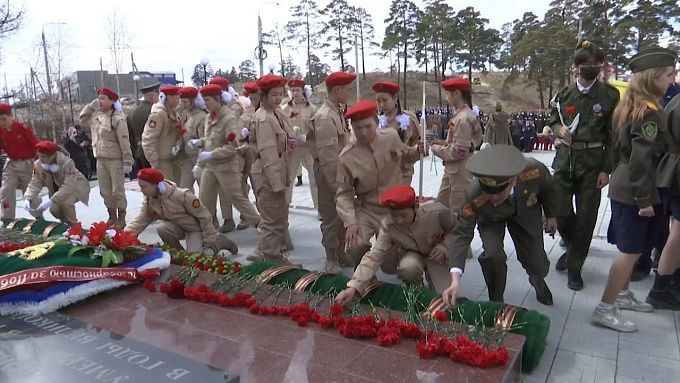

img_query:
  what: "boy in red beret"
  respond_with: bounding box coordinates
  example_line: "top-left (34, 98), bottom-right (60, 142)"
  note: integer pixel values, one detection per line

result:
top-left (177, 86), bottom-right (207, 194)
top-left (125, 168), bottom-right (238, 256)
top-left (24, 141), bottom-right (90, 225)
top-left (0, 103), bottom-right (39, 223)
top-left (335, 184), bottom-right (457, 305)
top-left (306, 72), bottom-right (357, 273)
top-left (337, 100), bottom-right (423, 267)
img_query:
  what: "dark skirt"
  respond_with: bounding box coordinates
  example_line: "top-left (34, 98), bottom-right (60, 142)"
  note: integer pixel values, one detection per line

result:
top-left (607, 200), bottom-right (664, 254)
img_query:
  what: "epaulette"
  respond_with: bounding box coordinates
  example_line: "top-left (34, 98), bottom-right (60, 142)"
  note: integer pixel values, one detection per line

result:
top-left (518, 168), bottom-right (540, 182)
top-left (472, 193), bottom-right (489, 208)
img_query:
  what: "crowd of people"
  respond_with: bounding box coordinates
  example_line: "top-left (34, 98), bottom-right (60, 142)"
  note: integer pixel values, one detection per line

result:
top-left (0, 40), bottom-right (679, 336)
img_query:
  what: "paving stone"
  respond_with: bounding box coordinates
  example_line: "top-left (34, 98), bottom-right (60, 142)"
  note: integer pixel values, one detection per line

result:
top-left (617, 350), bottom-right (680, 383)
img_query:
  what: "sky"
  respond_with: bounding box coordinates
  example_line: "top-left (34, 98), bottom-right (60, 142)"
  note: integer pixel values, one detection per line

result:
top-left (0, 0), bottom-right (550, 95)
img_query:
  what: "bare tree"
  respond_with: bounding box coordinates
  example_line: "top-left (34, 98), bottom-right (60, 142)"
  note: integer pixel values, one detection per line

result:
top-left (105, 8), bottom-right (128, 94)
top-left (0, 0), bottom-right (23, 39)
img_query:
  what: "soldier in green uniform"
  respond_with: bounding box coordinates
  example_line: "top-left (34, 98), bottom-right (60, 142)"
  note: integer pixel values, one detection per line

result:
top-left (127, 82), bottom-right (161, 172)
top-left (483, 102), bottom-right (512, 146)
top-left (445, 145), bottom-right (557, 306)
top-left (592, 48), bottom-right (677, 332)
top-left (548, 40), bottom-right (620, 290)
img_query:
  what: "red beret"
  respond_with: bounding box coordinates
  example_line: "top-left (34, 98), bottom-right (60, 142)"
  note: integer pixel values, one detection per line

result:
top-left (200, 84), bottom-right (223, 98)
top-left (178, 87), bottom-right (199, 99)
top-left (35, 141), bottom-right (58, 155)
top-left (243, 82), bottom-right (259, 93)
top-left (380, 184), bottom-right (416, 209)
top-left (256, 74), bottom-right (287, 90)
top-left (0, 103), bottom-right (11, 115)
top-left (209, 77), bottom-right (229, 90)
top-left (372, 81), bottom-right (400, 94)
top-left (345, 99), bottom-right (378, 121)
top-left (441, 77), bottom-right (471, 92)
top-left (160, 85), bottom-right (180, 96)
top-left (97, 87), bottom-right (119, 101)
top-left (325, 72), bottom-right (357, 87)
top-left (137, 168), bottom-right (165, 184)
top-left (288, 79), bottom-right (305, 88)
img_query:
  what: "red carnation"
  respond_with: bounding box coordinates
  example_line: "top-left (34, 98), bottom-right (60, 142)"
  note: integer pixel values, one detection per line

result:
top-left (434, 310), bottom-right (448, 323)
top-left (110, 229), bottom-right (141, 250)
top-left (330, 303), bottom-right (344, 318)
top-left (227, 132), bottom-right (236, 142)
top-left (87, 221), bottom-right (109, 245)
top-left (318, 315), bottom-right (334, 329)
top-left (416, 341), bottom-right (439, 359)
top-left (565, 106), bottom-right (576, 116)
top-left (67, 222), bottom-right (83, 238)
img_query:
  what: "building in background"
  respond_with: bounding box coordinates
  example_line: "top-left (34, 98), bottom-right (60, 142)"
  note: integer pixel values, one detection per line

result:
top-left (58, 71), bottom-right (178, 103)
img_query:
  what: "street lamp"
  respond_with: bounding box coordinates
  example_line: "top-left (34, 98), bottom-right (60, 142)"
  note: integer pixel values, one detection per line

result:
top-left (257, 2), bottom-right (281, 77)
top-left (268, 63), bottom-right (276, 75)
top-left (66, 75), bottom-right (74, 123)
top-left (444, 68), bottom-right (453, 79)
top-left (200, 57), bottom-right (210, 85)
top-left (443, 68), bottom-right (453, 136)
top-left (133, 75), bottom-right (141, 104)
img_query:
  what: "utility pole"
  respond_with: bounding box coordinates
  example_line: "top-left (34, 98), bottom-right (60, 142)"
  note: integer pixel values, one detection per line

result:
top-left (99, 58), bottom-right (105, 86)
top-left (354, 35), bottom-right (360, 100)
top-left (258, 14), bottom-right (265, 77)
top-left (42, 30), bottom-right (52, 96)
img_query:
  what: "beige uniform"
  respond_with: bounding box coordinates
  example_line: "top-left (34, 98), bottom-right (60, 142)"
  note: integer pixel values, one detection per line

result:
top-left (281, 100), bottom-right (318, 209)
top-left (79, 100), bottom-right (134, 210)
top-left (347, 201), bottom-right (456, 294)
top-left (197, 104), bottom-right (260, 228)
top-left (431, 105), bottom-right (482, 213)
top-left (380, 111), bottom-right (422, 184)
top-left (239, 107), bottom-right (258, 198)
top-left (309, 100), bottom-right (350, 270)
top-left (125, 181), bottom-right (231, 254)
top-left (142, 103), bottom-right (181, 182)
top-left (250, 106), bottom-right (293, 260)
top-left (336, 129), bottom-right (420, 264)
top-left (217, 100), bottom-right (247, 226)
top-left (25, 151), bottom-right (91, 225)
top-left (179, 107), bottom-right (207, 192)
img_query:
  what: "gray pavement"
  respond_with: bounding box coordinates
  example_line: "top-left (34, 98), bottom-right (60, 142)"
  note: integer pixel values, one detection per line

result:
top-left (12, 150), bottom-right (680, 382)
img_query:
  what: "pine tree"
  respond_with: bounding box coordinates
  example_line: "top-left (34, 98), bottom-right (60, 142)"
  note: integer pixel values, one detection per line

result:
top-left (350, 7), bottom-right (379, 80)
top-left (383, 0), bottom-right (421, 107)
top-left (306, 54), bottom-right (330, 84)
top-left (320, 0), bottom-right (357, 71)
top-left (191, 63), bottom-right (214, 87)
top-left (238, 60), bottom-right (257, 82)
top-left (452, 7), bottom-right (502, 82)
top-left (284, 0), bottom-right (325, 83)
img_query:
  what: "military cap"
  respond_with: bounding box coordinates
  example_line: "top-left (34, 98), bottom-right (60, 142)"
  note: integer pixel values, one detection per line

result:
top-left (441, 77), bottom-right (471, 92)
top-left (178, 87), bottom-right (199, 99)
top-left (345, 99), bottom-right (377, 121)
top-left (199, 84), bottom-right (222, 98)
top-left (466, 145), bottom-right (527, 194)
top-left (380, 184), bottom-right (416, 209)
top-left (627, 47), bottom-right (678, 73)
top-left (160, 85), bottom-right (180, 96)
top-left (372, 81), bottom-right (400, 94)
top-left (0, 103), bottom-right (11, 115)
top-left (325, 72), bottom-right (356, 87)
top-left (137, 168), bottom-right (165, 184)
top-left (209, 77), bottom-right (230, 91)
top-left (35, 141), bottom-right (58, 155)
top-left (140, 82), bottom-right (161, 94)
top-left (288, 79), bottom-right (305, 88)
top-left (256, 74), bottom-right (287, 90)
top-left (97, 87), bottom-right (119, 101)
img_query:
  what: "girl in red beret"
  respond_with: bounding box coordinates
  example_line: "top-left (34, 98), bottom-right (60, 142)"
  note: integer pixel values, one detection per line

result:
top-left (193, 84), bottom-right (261, 236)
top-left (248, 74), bottom-right (298, 264)
top-left (282, 79), bottom-right (319, 211)
top-left (372, 81), bottom-right (422, 184)
top-left (79, 87), bottom-right (134, 227)
top-left (178, 87), bottom-right (207, 194)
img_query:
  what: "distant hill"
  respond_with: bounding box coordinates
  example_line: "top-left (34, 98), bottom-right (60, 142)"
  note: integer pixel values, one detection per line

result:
top-left (311, 71), bottom-right (549, 114)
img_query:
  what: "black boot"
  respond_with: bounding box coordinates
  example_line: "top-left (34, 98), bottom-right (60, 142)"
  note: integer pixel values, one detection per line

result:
top-left (555, 253), bottom-right (567, 272)
top-left (529, 275), bottom-right (553, 305)
top-left (567, 269), bottom-right (584, 291)
top-left (646, 273), bottom-right (680, 310)
top-left (295, 176), bottom-right (303, 186)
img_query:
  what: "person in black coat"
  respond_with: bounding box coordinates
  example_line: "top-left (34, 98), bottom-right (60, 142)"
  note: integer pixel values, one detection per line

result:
top-left (63, 125), bottom-right (90, 179)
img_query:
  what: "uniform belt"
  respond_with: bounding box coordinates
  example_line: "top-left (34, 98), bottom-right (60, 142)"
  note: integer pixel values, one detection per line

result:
top-left (567, 141), bottom-right (604, 150)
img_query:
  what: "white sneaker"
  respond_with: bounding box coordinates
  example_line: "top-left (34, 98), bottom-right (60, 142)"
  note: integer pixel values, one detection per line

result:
top-left (615, 290), bottom-right (654, 312)
top-left (591, 306), bottom-right (637, 333)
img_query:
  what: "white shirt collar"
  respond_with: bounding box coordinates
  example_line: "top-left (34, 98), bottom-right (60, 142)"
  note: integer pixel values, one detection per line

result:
top-left (576, 79), bottom-right (595, 94)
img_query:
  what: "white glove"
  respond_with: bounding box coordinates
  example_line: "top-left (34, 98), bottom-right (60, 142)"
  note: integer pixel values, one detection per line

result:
top-left (192, 166), bottom-right (202, 180)
top-left (123, 165), bottom-right (133, 174)
top-left (23, 199), bottom-right (32, 210)
top-left (293, 126), bottom-right (307, 143)
top-left (188, 139), bottom-right (204, 149)
top-left (37, 199), bottom-right (52, 212)
top-left (171, 145), bottom-right (181, 156)
top-left (480, 142), bottom-right (491, 151)
top-left (198, 151), bottom-right (213, 161)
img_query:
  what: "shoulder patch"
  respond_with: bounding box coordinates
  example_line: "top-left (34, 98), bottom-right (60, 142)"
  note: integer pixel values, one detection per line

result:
top-left (641, 121), bottom-right (658, 142)
top-left (519, 168), bottom-right (540, 182)
top-left (461, 203), bottom-right (477, 219)
top-left (192, 198), bottom-right (201, 208)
